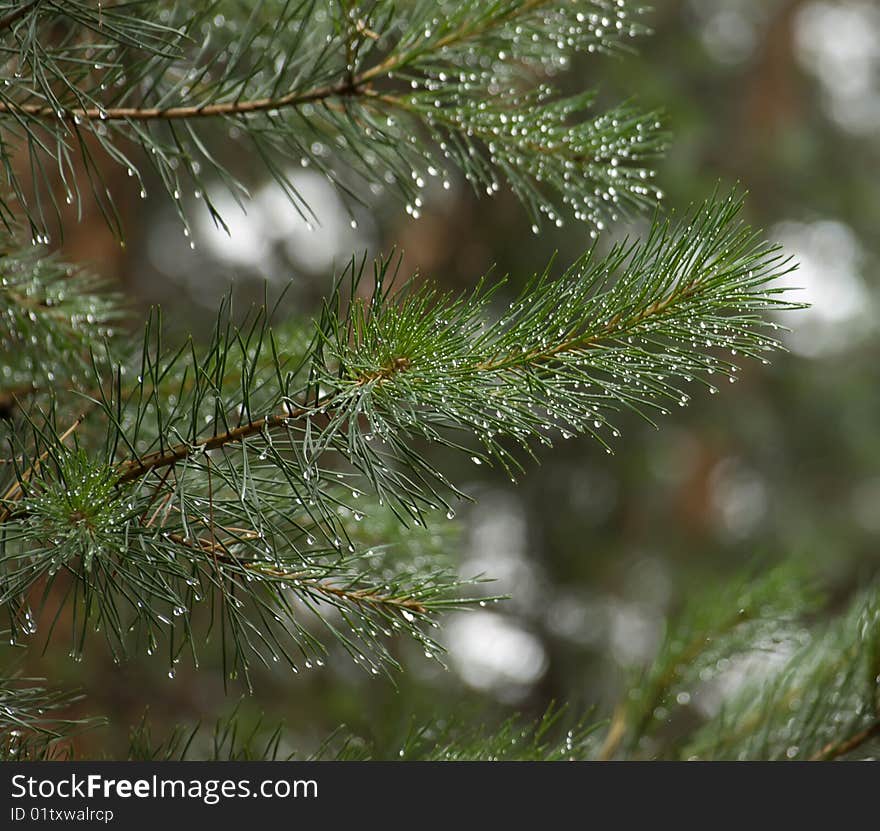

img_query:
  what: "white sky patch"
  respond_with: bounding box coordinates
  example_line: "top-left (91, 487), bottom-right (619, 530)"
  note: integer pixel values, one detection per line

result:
top-left (194, 191), bottom-right (269, 267)
top-left (770, 219), bottom-right (873, 357)
top-left (445, 611), bottom-right (547, 699)
top-left (194, 170), bottom-right (369, 273)
top-left (461, 491), bottom-right (541, 608)
top-left (795, 1), bottom-right (880, 133)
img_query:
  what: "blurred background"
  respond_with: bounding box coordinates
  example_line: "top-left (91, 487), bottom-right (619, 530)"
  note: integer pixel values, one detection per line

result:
top-left (20, 0), bottom-right (880, 756)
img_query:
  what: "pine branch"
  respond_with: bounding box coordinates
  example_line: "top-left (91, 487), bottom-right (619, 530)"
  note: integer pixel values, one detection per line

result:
top-left (13, 568), bottom-right (880, 762)
top-left (298, 193), bottom-right (797, 515)
top-left (0, 3), bottom-right (817, 751)
top-left (598, 566), bottom-right (815, 760)
top-left (0, 1), bottom-right (660, 236)
top-left (6, 192), bottom-right (793, 521)
top-left (392, 705), bottom-right (603, 761)
top-left (0, 661), bottom-right (99, 760)
top-left (114, 408), bottom-right (309, 485)
top-left (127, 701), bottom-right (295, 761)
top-left (0, 232), bottom-right (124, 389)
top-left (810, 721), bottom-right (880, 762)
top-left (686, 588), bottom-right (880, 761)
top-left (1, 401), bottom-right (477, 682)
top-left (66, 700), bottom-right (603, 761)
top-left (0, 190), bottom-right (796, 686)
top-left (0, 411), bottom-right (85, 523)
top-left (0, 73), bottom-right (369, 122)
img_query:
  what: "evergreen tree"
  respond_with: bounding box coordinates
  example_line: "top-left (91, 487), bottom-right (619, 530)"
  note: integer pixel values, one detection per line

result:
top-left (0, 0), bottom-right (869, 762)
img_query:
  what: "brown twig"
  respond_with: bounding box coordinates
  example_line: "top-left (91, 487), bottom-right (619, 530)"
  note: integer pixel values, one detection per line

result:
top-left (810, 720), bottom-right (880, 762)
top-left (0, 0), bottom-right (554, 125)
top-left (478, 280), bottom-right (700, 372)
top-left (597, 704), bottom-right (628, 761)
top-left (0, 70), bottom-right (375, 123)
top-left (114, 406), bottom-right (308, 485)
top-left (167, 531), bottom-right (427, 615)
top-left (114, 285), bottom-right (696, 488)
top-left (244, 562), bottom-right (428, 615)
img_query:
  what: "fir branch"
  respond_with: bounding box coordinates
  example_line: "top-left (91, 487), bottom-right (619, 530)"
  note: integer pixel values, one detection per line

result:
top-left (0, 74), bottom-right (370, 122)
top-left (0, 0), bottom-right (660, 235)
top-left (127, 701), bottom-right (295, 761)
top-left (2, 192), bottom-right (793, 526)
top-left (0, 192), bottom-right (796, 684)
top-left (810, 721), bottom-right (880, 762)
top-left (0, 410), bottom-right (85, 523)
top-left (686, 589), bottom-right (880, 761)
top-left (0, 233), bottom-right (124, 388)
top-left (0, 664), bottom-right (99, 761)
top-left (298, 193), bottom-right (797, 515)
top-left (599, 566), bottom-right (815, 760)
